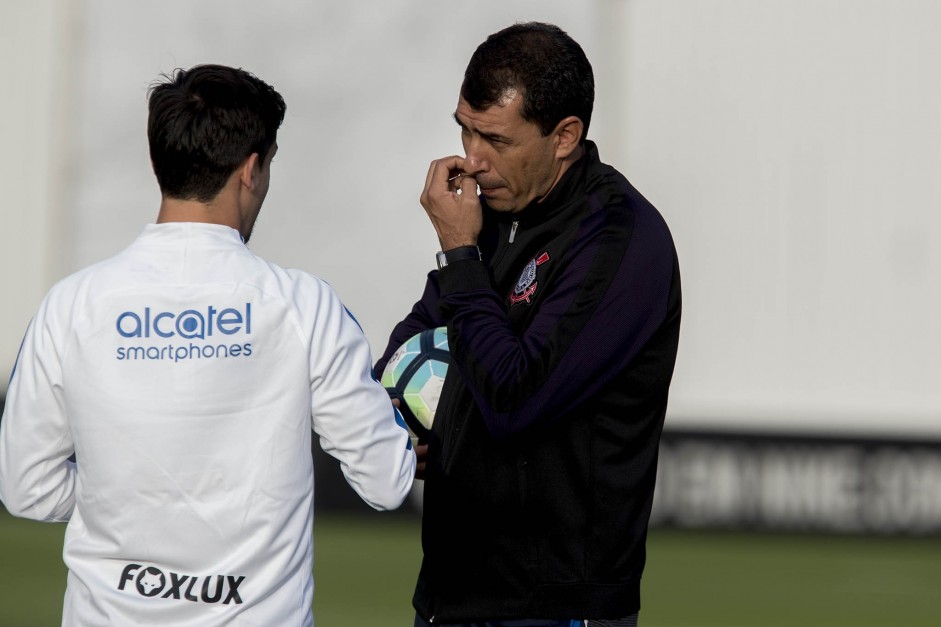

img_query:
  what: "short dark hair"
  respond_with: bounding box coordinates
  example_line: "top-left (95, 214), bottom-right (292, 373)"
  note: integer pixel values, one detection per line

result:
top-left (461, 22), bottom-right (594, 141)
top-left (147, 64), bottom-right (286, 202)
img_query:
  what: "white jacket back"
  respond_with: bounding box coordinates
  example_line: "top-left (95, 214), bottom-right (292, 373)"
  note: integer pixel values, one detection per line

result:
top-left (0, 223), bottom-right (415, 626)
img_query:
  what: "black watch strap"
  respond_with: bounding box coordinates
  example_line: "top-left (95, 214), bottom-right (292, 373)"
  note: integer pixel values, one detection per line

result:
top-left (436, 245), bottom-right (481, 269)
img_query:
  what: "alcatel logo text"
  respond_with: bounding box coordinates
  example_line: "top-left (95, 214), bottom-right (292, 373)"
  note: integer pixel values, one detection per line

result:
top-left (116, 303), bottom-right (252, 340)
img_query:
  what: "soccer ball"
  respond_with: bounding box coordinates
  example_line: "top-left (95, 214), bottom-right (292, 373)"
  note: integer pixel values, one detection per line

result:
top-left (380, 327), bottom-right (450, 441)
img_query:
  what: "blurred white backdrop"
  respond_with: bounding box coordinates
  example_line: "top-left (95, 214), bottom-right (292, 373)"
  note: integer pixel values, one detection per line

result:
top-left (2, 1), bottom-right (940, 437)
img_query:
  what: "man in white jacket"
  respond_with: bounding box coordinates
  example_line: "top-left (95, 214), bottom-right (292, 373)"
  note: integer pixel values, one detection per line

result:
top-left (0, 64), bottom-right (415, 626)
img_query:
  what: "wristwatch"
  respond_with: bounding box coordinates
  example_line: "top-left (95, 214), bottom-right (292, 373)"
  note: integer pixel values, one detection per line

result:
top-left (436, 245), bottom-right (482, 269)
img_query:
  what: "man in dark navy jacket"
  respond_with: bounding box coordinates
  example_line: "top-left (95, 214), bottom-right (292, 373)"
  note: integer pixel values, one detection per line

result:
top-left (377, 22), bottom-right (681, 627)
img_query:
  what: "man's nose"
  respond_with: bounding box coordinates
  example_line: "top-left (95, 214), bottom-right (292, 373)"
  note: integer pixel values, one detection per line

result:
top-left (462, 145), bottom-right (488, 176)
top-left (464, 137), bottom-right (490, 176)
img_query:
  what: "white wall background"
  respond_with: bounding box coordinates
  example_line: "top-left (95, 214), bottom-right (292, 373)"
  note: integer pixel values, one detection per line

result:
top-left (616, 0), bottom-right (941, 436)
top-left (1, 0), bottom-right (82, 359)
top-left (2, 1), bottom-right (939, 437)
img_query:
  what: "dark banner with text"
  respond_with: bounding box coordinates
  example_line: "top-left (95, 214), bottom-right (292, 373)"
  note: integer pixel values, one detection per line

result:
top-left (652, 428), bottom-right (941, 535)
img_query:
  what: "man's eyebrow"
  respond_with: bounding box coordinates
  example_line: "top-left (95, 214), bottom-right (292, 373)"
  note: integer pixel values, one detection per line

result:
top-left (452, 113), bottom-right (511, 143)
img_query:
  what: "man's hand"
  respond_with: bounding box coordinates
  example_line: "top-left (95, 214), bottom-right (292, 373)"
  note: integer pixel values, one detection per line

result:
top-left (420, 156), bottom-right (482, 251)
top-left (392, 397), bottom-right (427, 480)
top-left (414, 443), bottom-right (428, 481)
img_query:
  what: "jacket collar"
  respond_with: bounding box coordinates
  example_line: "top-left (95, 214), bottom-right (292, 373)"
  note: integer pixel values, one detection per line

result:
top-left (483, 140), bottom-right (599, 225)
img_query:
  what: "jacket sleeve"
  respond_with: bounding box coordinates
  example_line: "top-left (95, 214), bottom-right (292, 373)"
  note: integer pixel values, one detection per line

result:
top-left (307, 282), bottom-right (415, 511)
top-left (374, 270), bottom-right (446, 376)
top-left (437, 202), bottom-right (679, 439)
top-left (0, 296), bottom-right (77, 521)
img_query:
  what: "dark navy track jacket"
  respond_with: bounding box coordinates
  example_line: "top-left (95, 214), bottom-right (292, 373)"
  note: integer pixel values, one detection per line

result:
top-left (376, 142), bottom-right (682, 622)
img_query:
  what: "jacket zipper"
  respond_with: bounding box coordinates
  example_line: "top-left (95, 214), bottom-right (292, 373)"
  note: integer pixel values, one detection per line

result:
top-left (508, 220), bottom-right (519, 243)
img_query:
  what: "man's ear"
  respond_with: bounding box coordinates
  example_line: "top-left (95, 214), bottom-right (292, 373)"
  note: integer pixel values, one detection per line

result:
top-left (552, 116), bottom-right (584, 160)
top-left (238, 153), bottom-right (261, 190)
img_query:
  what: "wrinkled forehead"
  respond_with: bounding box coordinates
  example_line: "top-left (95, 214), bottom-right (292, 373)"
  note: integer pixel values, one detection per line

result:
top-left (455, 91), bottom-right (526, 129)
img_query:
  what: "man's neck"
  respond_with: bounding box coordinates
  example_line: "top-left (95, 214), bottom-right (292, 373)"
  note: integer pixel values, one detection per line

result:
top-left (537, 142), bottom-right (587, 205)
top-left (155, 194), bottom-right (241, 233)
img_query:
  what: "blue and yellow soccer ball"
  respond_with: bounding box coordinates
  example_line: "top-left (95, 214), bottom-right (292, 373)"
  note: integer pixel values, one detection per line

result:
top-left (380, 327), bottom-right (450, 441)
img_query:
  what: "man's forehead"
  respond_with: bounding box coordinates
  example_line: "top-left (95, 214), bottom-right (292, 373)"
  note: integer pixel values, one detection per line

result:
top-left (454, 90), bottom-right (526, 129)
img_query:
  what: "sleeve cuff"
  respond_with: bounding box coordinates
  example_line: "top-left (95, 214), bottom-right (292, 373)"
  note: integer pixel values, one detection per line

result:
top-left (437, 257), bottom-right (490, 296)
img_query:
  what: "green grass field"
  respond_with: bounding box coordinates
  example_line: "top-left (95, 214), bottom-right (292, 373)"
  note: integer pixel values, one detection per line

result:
top-left (2, 510), bottom-right (940, 626)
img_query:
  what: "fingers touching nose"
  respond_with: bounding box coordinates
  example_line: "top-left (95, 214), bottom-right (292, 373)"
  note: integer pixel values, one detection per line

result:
top-left (462, 152), bottom-right (487, 176)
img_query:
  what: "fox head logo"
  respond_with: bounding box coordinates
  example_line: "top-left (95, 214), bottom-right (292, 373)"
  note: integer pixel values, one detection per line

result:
top-left (136, 568), bottom-right (166, 597)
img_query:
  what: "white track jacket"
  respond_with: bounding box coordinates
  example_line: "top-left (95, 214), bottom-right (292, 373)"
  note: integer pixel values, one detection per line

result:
top-left (0, 223), bottom-right (415, 626)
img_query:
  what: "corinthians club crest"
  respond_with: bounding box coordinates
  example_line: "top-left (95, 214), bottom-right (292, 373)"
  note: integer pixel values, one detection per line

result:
top-left (509, 251), bottom-right (550, 305)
